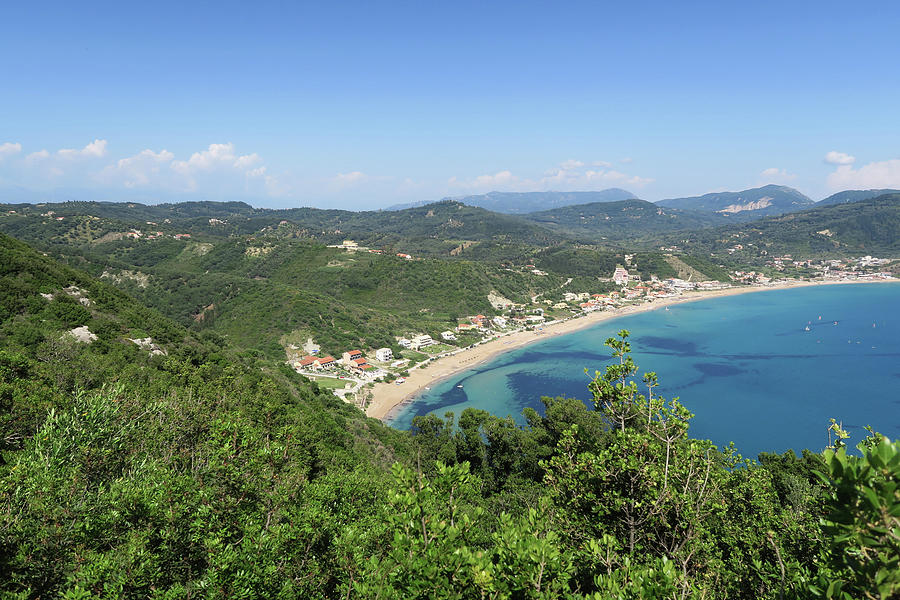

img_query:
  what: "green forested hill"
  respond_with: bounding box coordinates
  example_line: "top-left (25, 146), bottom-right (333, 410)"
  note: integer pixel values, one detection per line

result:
top-left (17, 234), bottom-right (570, 357)
top-left (657, 193), bottom-right (900, 261)
top-left (816, 188), bottom-right (900, 206)
top-left (0, 201), bottom-right (742, 357)
top-left (523, 198), bottom-right (729, 239)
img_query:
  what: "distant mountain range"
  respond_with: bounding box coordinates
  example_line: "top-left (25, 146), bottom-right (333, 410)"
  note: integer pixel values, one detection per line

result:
top-left (4, 188), bottom-right (896, 260)
top-left (656, 185), bottom-right (813, 219)
top-left (387, 189), bottom-right (637, 214)
top-left (817, 189), bottom-right (900, 206)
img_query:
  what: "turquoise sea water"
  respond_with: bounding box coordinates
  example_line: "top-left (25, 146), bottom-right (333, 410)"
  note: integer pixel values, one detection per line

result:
top-left (390, 283), bottom-right (900, 458)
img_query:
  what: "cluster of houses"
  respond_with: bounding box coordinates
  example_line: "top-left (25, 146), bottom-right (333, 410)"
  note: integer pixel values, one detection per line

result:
top-left (752, 255), bottom-right (895, 281)
top-left (327, 240), bottom-right (416, 261)
top-left (291, 346), bottom-right (394, 380)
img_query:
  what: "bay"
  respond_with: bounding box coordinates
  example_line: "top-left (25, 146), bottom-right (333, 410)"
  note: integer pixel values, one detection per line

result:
top-left (389, 282), bottom-right (900, 459)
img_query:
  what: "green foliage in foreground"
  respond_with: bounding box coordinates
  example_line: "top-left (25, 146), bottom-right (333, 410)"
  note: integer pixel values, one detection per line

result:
top-left (1, 227), bottom-right (898, 600)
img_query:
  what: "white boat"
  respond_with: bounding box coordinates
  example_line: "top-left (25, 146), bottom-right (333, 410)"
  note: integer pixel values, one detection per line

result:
top-left (456, 385), bottom-right (463, 389)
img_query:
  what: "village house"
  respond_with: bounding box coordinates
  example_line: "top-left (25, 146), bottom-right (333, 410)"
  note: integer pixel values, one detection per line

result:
top-left (613, 267), bottom-right (629, 285)
top-left (375, 347), bottom-right (393, 362)
top-left (314, 356), bottom-right (336, 369)
top-left (440, 330), bottom-right (457, 341)
top-left (296, 356), bottom-right (317, 370)
top-left (342, 349), bottom-right (364, 365)
top-left (492, 316), bottom-right (507, 328)
top-left (397, 337), bottom-right (412, 348)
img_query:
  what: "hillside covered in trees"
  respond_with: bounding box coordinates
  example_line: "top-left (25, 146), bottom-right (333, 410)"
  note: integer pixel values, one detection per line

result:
top-left (0, 202), bottom-right (735, 358)
top-left (652, 193), bottom-right (900, 263)
top-left (1, 232), bottom-right (898, 598)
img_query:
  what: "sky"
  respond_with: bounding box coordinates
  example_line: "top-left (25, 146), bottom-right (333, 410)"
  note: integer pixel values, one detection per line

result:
top-left (1, 0), bottom-right (899, 209)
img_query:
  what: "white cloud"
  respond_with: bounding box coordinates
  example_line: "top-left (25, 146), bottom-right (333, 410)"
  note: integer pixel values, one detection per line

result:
top-left (233, 153), bottom-right (262, 170)
top-left (582, 168), bottom-right (654, 187)
top-left (824, 151), bottom-right (855, 166)
top-left (0, 139), bottom-right (290, 201)
top-left (172, 142), bottom-right (238, 174)
top-left (25, 149), bottom-right (50, 162)
top-left (91, 142), bottom-right (282, 196)
top-left (447, 170), bottom-right (518, 190)
top-left (334, 171), bottom-right (369, 184)
top-left (97, 148), bottom-right (175, 188)
top-left (759, 167), bottom-right (796, 183)
top-left (58, 139), bottom-right (107, 159)
top-left (0, 142), bottom-right (22, 159)
top-left (449, 160), bottom-right (653, 193)
top-left (827, 159), bottom-right (900, 190)
top-left (559, 159), bottom-right (584, 171)
top-left (593, 160), bottom-right (613, 168)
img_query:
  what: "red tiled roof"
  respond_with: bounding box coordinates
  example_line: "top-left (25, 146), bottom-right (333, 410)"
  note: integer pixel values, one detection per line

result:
top-left (317, 356), bottom-right (335, 363)
top-left (299, 356), bottom-right (316, 366)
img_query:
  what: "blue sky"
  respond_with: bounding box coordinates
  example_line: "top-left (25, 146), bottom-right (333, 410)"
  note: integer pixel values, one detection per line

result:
top-left (1, 0), bottom-right (899, 209)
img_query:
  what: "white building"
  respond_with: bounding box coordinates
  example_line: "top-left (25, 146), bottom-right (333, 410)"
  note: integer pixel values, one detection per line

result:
top-left (411, 334), bottom-right (435, 350)
top-left (492, 316), bottom-right (507, 328)
top-left (440, 330), bottom-right (457, 341)
top-left (397, 338), bottom-right (412, 348)
top-left (375, 347), bottom-right (393, 362)
top-left (613, 267), bottom-right (629, 285)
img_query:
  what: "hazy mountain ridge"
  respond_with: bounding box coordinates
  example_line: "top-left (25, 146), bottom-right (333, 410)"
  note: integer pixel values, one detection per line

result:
top-left (817, 189), bottom-right (900, 206)
top-left (656, 184), bottom-right (814, 219)
top-left (387, 189), bottom-right (637, 213)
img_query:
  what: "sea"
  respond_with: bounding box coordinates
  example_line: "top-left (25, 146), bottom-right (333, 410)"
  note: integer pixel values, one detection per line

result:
top-left (389, 282), bottom-right (900, 459)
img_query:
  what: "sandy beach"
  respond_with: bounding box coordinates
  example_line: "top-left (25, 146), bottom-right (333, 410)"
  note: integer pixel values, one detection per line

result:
top-left (364, 278), bottom-right (895, 421)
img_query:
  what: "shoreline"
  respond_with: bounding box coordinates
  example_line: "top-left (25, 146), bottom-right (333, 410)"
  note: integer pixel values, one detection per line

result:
top-left (364, 278), bottom-right (897, 422)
